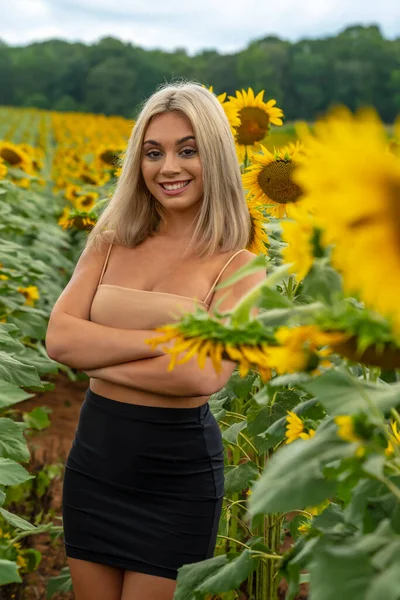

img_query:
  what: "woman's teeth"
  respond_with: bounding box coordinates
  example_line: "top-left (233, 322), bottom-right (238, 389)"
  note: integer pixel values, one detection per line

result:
top-left (161, 181), bottom-right (190, 190)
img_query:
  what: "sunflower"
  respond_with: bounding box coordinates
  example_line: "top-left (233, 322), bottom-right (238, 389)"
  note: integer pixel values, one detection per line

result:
top-left (95, 146), bottom-right (125, 170)
top-left (58, 207), bottom-right (96, 231)
top-left (225, 88), bottom-right (284, 163)
top-left (64, 184), bottom-right (82, 203)
top-left (74, 192), bottom-right (99, 212)
top-left (246, 201), bottom-right (269, 255)
top-left (294, 107), bottom-right (400, 332)
top-left (145, 323), bottom-right (342, 381)
top-left (207, 85), bottom-right (241, 138)
top-left (243, 142), bottom-right (303, 217)
top-left (334, 416), bottom-right (361, 444)
top-left (285, 411), bottom-right (316, 444)
top-left (385, 420), bottom-right (400, 456)
top-left (281, 202), bottom-right (315, 281)
top-left (18, 285), bottom-right (39, 307)
top-left (0, 141), bottom-right (34, 174)
top-left (0, 157), bottom-right (7, 179)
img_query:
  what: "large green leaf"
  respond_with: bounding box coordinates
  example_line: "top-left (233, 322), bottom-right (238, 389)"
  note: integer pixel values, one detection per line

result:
top-left (224, 461), bottom-right (259, 494)
top-left (174, 555), bottom-right (229, 600)
top-left (302, 262), bottom-right (343, 304)
top-left (196, 549), bottom-right (258, 595)
top-left (366, 563), bottom-right (400, 600)
top-left (0, 559), bottom-right (22, 585)
top-left (8, 310), bottom-right (47, 340)
top-left (302, 369), bottom-right (400, 415)
top-left (0, 351), bottom-right (42, 388)
top-left (0, 418), bottom-right (30, 462)
top-left (0, 327), bottom-right (24, 352)
top-left (0, 508), bottom-right (36, 532)
top-left (309, 543), bottom-right (371, 600)
top-left (248, 425), bottom-right (349, 515)
top-left (246, 389), bottom-right (301, 437)
top-left (0, 457), bottom-right (33, 486)
top-left (0, 380), bottom-right (35, 408)
top-left (222, 420), bottom-right (247, 444)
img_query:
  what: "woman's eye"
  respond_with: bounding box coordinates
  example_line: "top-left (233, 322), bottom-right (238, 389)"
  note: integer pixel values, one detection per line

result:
top-left (181, 148), bottom-right (197, 157)
top-left (146, 150), bottom-right (162, 159)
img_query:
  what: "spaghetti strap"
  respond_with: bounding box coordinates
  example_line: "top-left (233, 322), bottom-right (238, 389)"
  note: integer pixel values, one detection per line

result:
top-left (203, 249), bottom-right (247, 305)
top-left (98, 242), bottom-right (113, 286)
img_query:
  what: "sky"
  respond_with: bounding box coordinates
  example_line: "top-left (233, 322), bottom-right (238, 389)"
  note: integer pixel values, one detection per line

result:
top-left (2, 0), bottom-right (399, 54)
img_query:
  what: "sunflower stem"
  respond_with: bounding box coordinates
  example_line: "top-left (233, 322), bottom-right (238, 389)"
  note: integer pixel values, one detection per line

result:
top-left (230, 263), bottom-right (293, 326)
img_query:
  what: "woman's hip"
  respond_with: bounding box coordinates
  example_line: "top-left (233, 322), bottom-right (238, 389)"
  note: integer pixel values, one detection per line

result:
top-left (66, 387), bottom-right (224, 498)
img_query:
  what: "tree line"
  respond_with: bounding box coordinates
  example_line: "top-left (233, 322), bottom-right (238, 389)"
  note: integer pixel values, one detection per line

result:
top-left (0, 24), bottom-right (399, 121)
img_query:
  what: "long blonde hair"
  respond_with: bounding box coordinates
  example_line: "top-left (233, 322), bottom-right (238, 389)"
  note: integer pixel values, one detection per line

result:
top-left (86, 81), bottom-right (251, 257)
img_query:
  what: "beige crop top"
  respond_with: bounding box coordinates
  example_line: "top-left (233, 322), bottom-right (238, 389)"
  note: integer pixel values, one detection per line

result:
top-left (90, 242), bottom-right (247, 330)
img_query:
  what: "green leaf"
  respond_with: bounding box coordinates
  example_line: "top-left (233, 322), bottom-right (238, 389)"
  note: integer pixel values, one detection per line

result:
top-left (247, 389), bottom-right (301, 437)
top-left (0, 379), bottom-right (35, 408)
top-left (309, 543), bottom-right (371, 600)
top-left (174, 555), bottom-right (229, 600)
top-left (248, 425), bottom-right (348, 516)
top-left (366, 563), bottom-right (400, 600)
top-left (224, 461), bottom-right (259, 494)
top-left (258, 287), bottom-right (291, 310)
top-left (222, 421), bottom-right (247, 444)
top-left (196, 549), bottom-right (258, 595)
top-left (8, 310), bottom-right (47, 340)
top-left (0, 351), bottom-right (42, 388)
top-left (0, 457), bottom-right (34, 486)
top-left (0, 418), bottom-right (30, 462)
top-left (302, 369), bottom-right (400, 415)
top-left (23, 407), bottom-right (51, 431)
top-left (0, 327), bottom-right (24, 352)
top-left (0, 508), bottom-right (36, 531)
top-left (208, 396), bottom-right (228, 422)
top-left (362, 455), bottom-right (385, 478)
top-left (0, 559), bottom-right (22, 585)
top-left (302, 262), bottom-right (343, 304)
top-left (47, 567), bottom-right (73, 599)
top-left (224, 371), bottom-right (257, 401)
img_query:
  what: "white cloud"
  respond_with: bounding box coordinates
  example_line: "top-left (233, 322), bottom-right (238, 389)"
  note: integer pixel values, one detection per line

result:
top-left (2, 0), bottom-right (400, 53)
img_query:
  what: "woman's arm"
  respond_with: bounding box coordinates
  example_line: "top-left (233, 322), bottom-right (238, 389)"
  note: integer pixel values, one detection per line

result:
top-left (45, 237), bottom-right (167, 369)
top-left (84, 354), bottom-right (236, 397)
top-left (48, 314), bottom-right (167, 370)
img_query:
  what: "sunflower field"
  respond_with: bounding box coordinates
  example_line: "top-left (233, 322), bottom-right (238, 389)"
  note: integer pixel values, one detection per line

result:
top-left (1, 87), bottom-right (400, 600)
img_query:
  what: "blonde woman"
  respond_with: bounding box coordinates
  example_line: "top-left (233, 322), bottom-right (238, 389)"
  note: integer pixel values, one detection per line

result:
top-left (46, 82), bottom-right (265, 600)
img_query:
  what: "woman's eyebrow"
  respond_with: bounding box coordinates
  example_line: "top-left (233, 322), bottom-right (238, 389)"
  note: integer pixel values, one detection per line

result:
top-left (143, 135), bottom-right (196, 146)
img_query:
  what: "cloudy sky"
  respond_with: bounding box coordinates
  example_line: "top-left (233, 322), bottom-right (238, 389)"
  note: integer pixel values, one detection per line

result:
top-left (2, 0), bottom-right (399, 53)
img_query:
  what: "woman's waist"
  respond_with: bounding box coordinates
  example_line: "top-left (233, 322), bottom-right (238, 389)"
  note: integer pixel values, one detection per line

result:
top-left (89, 378), bottom-right (210, 408)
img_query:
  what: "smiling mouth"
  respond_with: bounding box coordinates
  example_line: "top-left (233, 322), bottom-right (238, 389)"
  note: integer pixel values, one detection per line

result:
top-left (160, 180), bottom-right (191, 191)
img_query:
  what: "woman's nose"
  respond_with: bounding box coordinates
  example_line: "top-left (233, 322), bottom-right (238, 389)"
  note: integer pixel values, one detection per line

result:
top-left (160, 153), bottom-right (181, 175)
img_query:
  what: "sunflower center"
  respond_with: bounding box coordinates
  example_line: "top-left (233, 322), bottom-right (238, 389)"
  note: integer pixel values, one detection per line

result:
top-left (236, 107), bottom-right (270, 146)
top-left (0, 148), bottom-right (23, 166)
top-left (257, 161), bottom-right (302, 204)
top-left (100, 150), bottom-right (119, 165)
top-left (81, 196), bottom-right (95, 208)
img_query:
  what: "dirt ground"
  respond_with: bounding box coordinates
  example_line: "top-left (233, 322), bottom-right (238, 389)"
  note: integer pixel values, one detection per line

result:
top-left (5, 373), bottom-right (307, 600)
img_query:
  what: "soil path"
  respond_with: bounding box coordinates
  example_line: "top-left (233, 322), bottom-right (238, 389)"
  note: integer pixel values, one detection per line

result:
top-left (18, 373), bottom-right (87, 600)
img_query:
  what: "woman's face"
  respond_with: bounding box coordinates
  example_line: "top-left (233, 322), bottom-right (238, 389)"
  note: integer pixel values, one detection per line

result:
top-left (141, 111), bottom-right (203, 215)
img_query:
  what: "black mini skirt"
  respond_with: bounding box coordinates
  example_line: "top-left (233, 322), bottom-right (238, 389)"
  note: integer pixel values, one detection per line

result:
top-left (62, 388), bottom-right (225, 580)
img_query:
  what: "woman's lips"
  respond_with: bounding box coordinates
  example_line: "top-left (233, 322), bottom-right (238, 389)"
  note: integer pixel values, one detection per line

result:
top-left (158, 180), bottom-right (192, 196)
